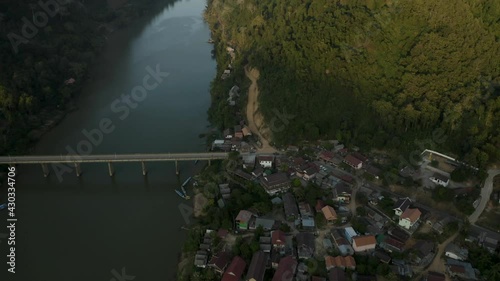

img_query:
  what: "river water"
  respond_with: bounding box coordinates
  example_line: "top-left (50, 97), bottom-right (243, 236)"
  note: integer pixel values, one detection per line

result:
top-left (1, 0), bottom-right (214, 280)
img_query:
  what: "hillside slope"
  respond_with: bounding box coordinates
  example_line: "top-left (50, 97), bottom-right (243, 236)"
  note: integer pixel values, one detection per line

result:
top-left (205, 0), bottom-right (500, 167)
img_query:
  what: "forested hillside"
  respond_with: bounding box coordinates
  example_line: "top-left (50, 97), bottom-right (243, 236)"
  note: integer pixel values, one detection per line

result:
top-left (205, 0), bottom-right (500, 168)
top-left (0, 0), bottom-right (176, 154)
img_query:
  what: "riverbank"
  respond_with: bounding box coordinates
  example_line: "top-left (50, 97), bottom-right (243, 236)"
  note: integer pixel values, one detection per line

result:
top-left (0, 0), bottom-right (179, 158)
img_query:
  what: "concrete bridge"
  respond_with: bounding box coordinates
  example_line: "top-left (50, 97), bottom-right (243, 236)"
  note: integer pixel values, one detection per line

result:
top-left (0, 152), bottom-right (229, 177)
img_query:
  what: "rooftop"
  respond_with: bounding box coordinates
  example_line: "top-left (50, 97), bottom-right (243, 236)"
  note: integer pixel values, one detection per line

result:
top-left (393, 197), bottom-right (411, 212)
top-left (353, 235), bottom-right (377, 247)
top-left (222, 256), bottom-right (246, 281)
top-left (272, 256), bottom-right (297, 281)
top-left (246, 251), bottom-right (267, 281)
top-left (401, 208), bottom-right (421, 222)
top-left (344, 154), bottom-right (363, 166)
top-left (235, 210), bottom-right (254, 222)
top-left (431, 172), bottom-right (449, 182)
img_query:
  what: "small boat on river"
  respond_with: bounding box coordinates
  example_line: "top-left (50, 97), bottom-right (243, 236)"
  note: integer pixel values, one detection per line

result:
top-left (175, 189), bottom-right (190, 200)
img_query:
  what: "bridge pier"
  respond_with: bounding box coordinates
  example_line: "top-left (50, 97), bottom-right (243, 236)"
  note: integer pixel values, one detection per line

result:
top-left (74, 163), bottom-right (81, 177)
top-left (108, 162), bottom-right (114, 177)
top-left (175, 160), bottom-right (179, 175)
top-left (208, 160), bottom-right (211, 166)
top-left (141, 161), bottom-right (147, 176)
top-left (41, 163), bottom-right (49, 177)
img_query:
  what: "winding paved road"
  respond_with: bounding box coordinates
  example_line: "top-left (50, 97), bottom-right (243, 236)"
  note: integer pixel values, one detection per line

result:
top-left (468, 169), bottom-right (500, 224)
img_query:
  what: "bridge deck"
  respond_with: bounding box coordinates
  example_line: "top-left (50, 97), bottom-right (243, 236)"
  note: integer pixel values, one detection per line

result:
top-left (0, 152), bottom-right (229, 164)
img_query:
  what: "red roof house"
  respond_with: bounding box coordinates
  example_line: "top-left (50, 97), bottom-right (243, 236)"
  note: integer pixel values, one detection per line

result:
top-left (222, 256), bottom-right (246, 281)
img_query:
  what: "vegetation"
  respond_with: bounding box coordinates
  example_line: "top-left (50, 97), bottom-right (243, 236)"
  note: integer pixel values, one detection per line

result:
top-left (451, 166), bottom-right (475, 182)
top-left (205, 0), bottom-right (500, 168)
top-left (468, 246), bottom-right (500, 280)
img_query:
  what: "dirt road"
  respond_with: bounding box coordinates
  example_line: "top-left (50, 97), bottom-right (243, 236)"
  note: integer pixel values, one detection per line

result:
top-left (424, 232), bottom-right (458, 281)
top-left (244, 65), bottom-right (276, 154)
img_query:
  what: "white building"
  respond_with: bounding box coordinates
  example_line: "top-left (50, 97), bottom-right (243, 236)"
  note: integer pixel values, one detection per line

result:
top-left (430, 173), bottom-right (450, 187)
top-left (257, 156), bottom-right (274, 168)
top-left (445, 243), bottom-right (469, 261)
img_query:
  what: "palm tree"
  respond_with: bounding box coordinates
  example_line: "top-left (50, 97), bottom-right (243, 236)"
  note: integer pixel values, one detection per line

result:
top-left (486, 263), bottom-right (500, 281)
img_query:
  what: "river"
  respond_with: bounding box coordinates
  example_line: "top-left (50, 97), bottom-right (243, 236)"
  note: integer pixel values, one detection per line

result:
top-left (1, 0), bottom-right (215, 280)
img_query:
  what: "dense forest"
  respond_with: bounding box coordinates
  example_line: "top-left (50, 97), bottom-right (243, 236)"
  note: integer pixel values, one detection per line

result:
top-left (205, 0), bottom-right (500, 168)
top-left (0, 0), bottom-right (177, 154)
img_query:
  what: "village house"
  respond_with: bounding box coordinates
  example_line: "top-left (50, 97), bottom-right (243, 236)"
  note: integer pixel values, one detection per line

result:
top-left (325, 255), bottom-right (356, 271)
top-left (393, 197), bottom-right (412, 216)
top-left (319, 150), bottom-right (335, 163)
top-left (296, 232), bottom-right (316, 259)
top-left (364, 164), bottom-right (382, 179)
top-left (235, 210), bottom-right (255, 230)
top-left (257, 155), bottom-right (274, 168)
top-left (379, 235), bottom-right (405, 253)
top-left (252, 167), bottom-right (264, 178)
top-left (299, 202), bottom-right (314, 217)
top-left (301, 216), bottom-right (315, 230)
top-left (331, 229), bottom-right (354, 256)
top-left (222, 256), bottom-right (246, 281)
top-left (321, 205), bottom-right (338, 222)
top-left (423, 271), bottom-right (446, 281)
top-left (260, 236), bottom-right (272, 253)
top-left (260, 173), bottom-right (291, 195)
top-left (234, 125), bottom-right (243, 139)
top-left (352, 235), bottom-right (377, 253)
top-left (223, 128), bottom-right (233, 139)
top-left (388, 228), bottom-right (410, 243)
top-left (446, 259), bottom-right (477, 280)
top-left (246, 251), bottom-right (268, 281)
top-left (272, 230), bottom-right (286, 253)
top-left (445, 243), bottom-right (468, 261)
top-left (194, 250), bottom-right (208, 268)
top-left (253, 217), bottom-right (276, 231)
top-left (282, 193), bottom-right (299, 220)
top-left (332, 183), bottom-right (352, 204)
top-left (219, 183), bottom-right (231, 200)
top-left (374, 249), bottom-right (392, 264)
top-left (221, 69), bottom-right (231, 80)
top-left (242, 126), bottom-right (252, 137)
top-left (207, 251), bottom-right (230, 274)
top-left (302, 165), bottom-right (319, 181)
top-left (234, 169), bottom-right (254, 181)
top-left (429, 173), bottom-right (450, 187)
top-left (399, 208), bottom-right (421, 230)
top-left (315, 200), bottom-right (326, 213)
top-left (413, 240), bottom-right (435, 266)
top-left (242, 154), bottom-right (256, 169)
top-left (328, 268), bottom-right (347, 281)
top-left (272, 256), bottom-right (297, 281)
top-left (343, 227), bottom-right (358, 244)
top-left (465, 225), bottom-right (500, 253)
top-left (343, 154), bottom-right (363, 169)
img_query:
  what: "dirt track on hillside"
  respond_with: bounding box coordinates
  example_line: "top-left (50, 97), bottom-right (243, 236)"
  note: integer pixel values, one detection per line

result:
top-left (244, 65), bottom-right (276, 154)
